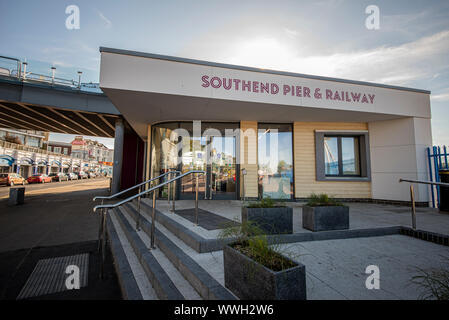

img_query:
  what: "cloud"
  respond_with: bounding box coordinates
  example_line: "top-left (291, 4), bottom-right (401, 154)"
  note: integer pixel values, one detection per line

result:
top-left (98, 11), bottom-right (112, 29)
top-left (283, 28), bottom-right (298, 38)
top-left (183, 27), bottom-right (449, 88)
top-left (431, 91), bottom-right (449, 102)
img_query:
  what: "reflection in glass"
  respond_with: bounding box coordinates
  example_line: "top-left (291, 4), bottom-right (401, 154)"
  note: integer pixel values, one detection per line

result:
top-left (258, 124), bottom-right (293, 199)
top-left (324, 137), bottom-right (339, 175)
top-left (342, 137), bottom-right (360, 175)
top-left (151, 122), bottom-right (238, 199)
top-left (209, 136), bottom-right (236, 195)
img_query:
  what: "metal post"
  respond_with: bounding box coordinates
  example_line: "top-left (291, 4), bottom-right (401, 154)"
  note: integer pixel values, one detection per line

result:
top-left (410, 185), bottom-right (417, 230)
top-left (195, 173), bottom-right (199, 225)
top-left (100, 209), bottom-right (107, 279)
top-left (22, 62), bottom-right (27, 80)
top-left (151, 191), bottom-right (156, 249)
top-left (172, 176), bottom-right (176, 212)
top-left (136, 186), bottom-right (141, 230)
top-left (167, 171), bottom-right (171, 207)
top-left (51, 66), bottom-right (56, 85)
top-left (97, 200), bottom-right (104, 253)
top-left (77, 71), bottom-right (82, 89)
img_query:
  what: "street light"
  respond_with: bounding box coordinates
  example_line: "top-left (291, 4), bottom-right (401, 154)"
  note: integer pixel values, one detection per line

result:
top-left (77, 71), bottom-right (82, 89)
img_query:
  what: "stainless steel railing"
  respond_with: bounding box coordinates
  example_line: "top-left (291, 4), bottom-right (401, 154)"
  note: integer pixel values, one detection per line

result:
top-left (93, 170), bottom-right (206, 278)
top-left (93, 170), bottom-right (180, 260)
top-left (399, 178), bottom-right (449, 230)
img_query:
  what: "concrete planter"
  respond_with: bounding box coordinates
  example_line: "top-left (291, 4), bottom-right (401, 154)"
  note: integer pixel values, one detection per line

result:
top-left (223, 244), bottom-right (306, 300)
top-left (242, 207), bottom-right (293, 234)
top-left (302, 205), bottom-right (349, 232)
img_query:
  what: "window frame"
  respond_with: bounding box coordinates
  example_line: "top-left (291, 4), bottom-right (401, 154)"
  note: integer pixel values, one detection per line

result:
top-left (324, 135), bottom-right (361, 177)
top-left (315, 131), bottom-right (371, 182)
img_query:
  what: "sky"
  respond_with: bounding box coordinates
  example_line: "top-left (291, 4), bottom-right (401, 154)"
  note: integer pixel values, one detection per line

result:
top-left (0, 0), bottom-right (448, 146)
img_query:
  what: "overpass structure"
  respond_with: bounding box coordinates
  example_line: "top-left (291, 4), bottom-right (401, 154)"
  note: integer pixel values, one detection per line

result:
top-left (0, 56), bottom-right (144, 194)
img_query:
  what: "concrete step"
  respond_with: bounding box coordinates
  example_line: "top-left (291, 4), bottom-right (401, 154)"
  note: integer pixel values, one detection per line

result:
top-left (116, 206), bottom-right (202, 300)
top-left (138, 199), bottom-right (223, 253)
top-left (106, 210), bottom-right (158, 300)
top-left (123, 202), bottom-right (236, 300)
top-left (113, 206), bottom-right (200, 300)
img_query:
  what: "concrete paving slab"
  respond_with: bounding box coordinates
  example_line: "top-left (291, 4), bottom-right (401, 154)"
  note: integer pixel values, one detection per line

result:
top-left (153, 200), bottom-right (449, 239)
top-left (280, 235), bottom-right (449, 300)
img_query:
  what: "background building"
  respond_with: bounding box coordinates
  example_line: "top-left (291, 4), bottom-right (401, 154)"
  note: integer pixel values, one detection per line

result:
top-left (47, 141), bottom-right (72, 156)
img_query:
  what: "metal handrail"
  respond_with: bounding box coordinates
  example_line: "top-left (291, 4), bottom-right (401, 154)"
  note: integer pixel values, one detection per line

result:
top-left (93, 170), bottom-right (205, 212)
top-left (0, 56), bottom-right (21, 80)
top-left (93, 170), bottom-right (180, 201)
top-left (398, 178), bottom-right (449, 230)
top-left (399, 178), bottom-right (449, 187)
top-left (94, 170), bottom-right (205, 278)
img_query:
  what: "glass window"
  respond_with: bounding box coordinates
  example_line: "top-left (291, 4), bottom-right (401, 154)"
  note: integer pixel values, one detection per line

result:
top-left (258, 124), bottom-right (293, 199)
top-left (27, 136), bottom-right (41, 148)
top-left (54, 147), bottom-right (62, 153)
top-left (324, 136), bottom-right (361, 177)
top-left (342, 137), bottom-right (360, 175)
top-left (324, 137), bottom-right (339, 175)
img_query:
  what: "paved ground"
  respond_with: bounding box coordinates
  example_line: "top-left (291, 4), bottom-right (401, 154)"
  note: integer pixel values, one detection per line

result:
top-left (280, 235), bottom-right (449, 300)
top-left (0, 178), bottom-right (122, 300)
top-left (0, 178), bottom-right (110, 252)
top-left (154, 200), bottom-right (449, 239)
top-left (0, 241), bottom-right (121, 300)
top-left (0, 177), bottom-right (110, 199)
top-left (150, 200), bottom-right (449, 299)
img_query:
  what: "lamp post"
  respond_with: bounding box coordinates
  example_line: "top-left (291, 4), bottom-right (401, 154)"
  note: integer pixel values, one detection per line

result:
top-left (51, 66), bottom-right (56, 85)
top-left (77, 71), bottom-right (82, 89)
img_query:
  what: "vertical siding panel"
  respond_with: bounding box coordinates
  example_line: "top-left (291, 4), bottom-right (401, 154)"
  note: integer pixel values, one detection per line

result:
top-left (293, 122), bottom-right (371, 199)
top-left (240, 121), bottom-right (258, 198)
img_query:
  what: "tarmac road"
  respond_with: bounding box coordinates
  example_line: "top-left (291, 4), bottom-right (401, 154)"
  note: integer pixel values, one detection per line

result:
top-left (0, 177), bottom-right (111, 199)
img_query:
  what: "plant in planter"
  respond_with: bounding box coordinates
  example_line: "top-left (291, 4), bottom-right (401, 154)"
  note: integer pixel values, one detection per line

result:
top-left (302, 193), bottom-right (349, 232)
top-left (219, 222), bottom-right (307, 300)
top-left (242, 197), bottom-right (293, 234)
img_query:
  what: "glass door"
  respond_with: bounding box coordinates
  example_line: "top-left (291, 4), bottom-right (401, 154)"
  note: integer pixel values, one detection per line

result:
top-left (206, 135), bottom-right (237, 200)
top-left (179, 136), bottom-right (207, 199)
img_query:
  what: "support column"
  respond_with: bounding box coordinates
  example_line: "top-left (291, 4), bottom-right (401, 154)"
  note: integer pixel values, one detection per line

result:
top-left (240, 121), bottom-right (258, 199)
top-left (112, 118), bottom-right (125, 194)
top-left (145, 125), bottom-right (152, 184)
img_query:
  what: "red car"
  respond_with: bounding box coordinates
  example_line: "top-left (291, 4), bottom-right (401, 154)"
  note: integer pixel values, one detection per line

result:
top-left (27, 174), bottom-right (52, 184)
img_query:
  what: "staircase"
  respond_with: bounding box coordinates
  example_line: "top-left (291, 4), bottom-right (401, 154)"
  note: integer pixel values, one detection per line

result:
top-left (105, 199), bottom-right (236, 300)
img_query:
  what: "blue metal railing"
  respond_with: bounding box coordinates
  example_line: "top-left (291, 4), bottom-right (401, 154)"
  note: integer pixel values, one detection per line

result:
top-left (427, 145), bottom-right (449, 208)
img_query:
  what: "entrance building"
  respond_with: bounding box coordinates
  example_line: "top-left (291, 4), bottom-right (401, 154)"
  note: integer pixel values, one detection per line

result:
top-left (99, 47), bottom-right (432, 205)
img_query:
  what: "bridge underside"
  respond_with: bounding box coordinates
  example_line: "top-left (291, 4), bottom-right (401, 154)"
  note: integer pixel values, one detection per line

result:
top-left (0, 77), bottom-right (121, 138)
top-left (0, 76), bottom-right (147, 193)
top-left (0, 100), bottom-right (119, 138)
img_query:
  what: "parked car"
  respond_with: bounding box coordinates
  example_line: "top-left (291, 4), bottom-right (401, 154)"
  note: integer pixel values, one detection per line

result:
top-left (27, 174), bottom-right (52, 184)
top-left (49, 172), bottom-right (69, 182)
top-left (77, 171), bottom-right (88, 179)
top-left (68, 173), bottom-right (79, 180)
top-left (88, 172), bottom-right (96, 179)
top-left (0, 173), bottom-right (26, 186)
